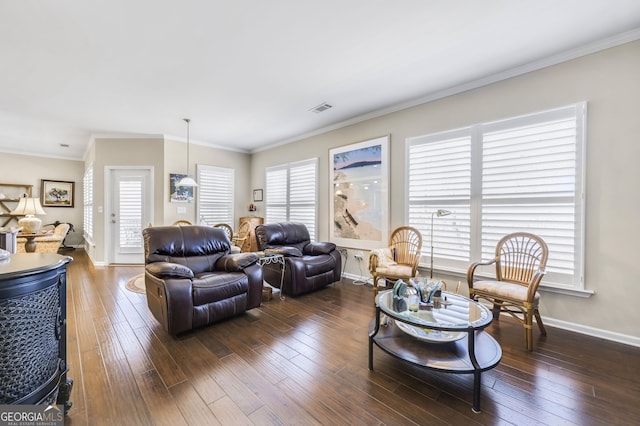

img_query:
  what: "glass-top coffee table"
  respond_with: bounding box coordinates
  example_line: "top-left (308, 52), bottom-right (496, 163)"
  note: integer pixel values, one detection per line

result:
top-left (369, 290), bottom-right (502, 413)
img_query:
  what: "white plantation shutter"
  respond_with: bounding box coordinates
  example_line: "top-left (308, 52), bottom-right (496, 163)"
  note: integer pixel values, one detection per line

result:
top-left (83, 165), bottom-right (94, 241)
top-left (119, 180), bottom-right (143, 248)
top-left (408, 132), bottom-right (472, 266)
top-left (265, 158), bottom-right (317, 241)
top-left (407, 103), bottom-right (585, 290)
top-left (481, 106), bottom-right (583, 286)
top-left (289, 160), bottom-right (317, 240)
top-left (265, 167), bottom-right (288, 224)
top-left (197, 165), bottom-right (234, 226)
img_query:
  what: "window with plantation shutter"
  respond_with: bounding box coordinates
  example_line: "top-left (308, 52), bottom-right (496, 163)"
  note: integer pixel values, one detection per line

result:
top-left (83, 164), bottom-right (94, 241)
top-left (197, 165), bottom-right (234, 226)
top-left (407, 103), bottom-right (586, 291)
top-left (265, 158), bottom-right (317, 241)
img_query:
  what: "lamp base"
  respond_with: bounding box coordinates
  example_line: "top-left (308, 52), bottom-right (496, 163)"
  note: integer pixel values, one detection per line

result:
top-left (18, 215), bottom-right (42, 234)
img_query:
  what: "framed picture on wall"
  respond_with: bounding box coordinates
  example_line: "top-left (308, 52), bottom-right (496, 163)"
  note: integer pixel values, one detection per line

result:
top-left (253, 189), bottom-right (263, 202)
top-left (329, 135), bottom-right (389, 250)
top-left (41, 179), bottom-right (75, 207)
top-left (169, 173), bottom-right (194, 203)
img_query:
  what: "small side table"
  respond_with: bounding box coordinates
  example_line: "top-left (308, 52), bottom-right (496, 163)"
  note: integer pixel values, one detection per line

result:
top-left (256, 253), bottom-right (286, 300)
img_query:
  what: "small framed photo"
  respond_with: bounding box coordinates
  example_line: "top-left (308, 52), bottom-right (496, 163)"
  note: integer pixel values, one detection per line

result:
top-left (41, 179), bottom-right (75, 208)
top-left (253, 189), bottom-right (263, 202)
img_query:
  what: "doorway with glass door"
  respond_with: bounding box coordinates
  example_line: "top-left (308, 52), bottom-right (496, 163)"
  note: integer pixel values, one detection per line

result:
top-left (108, 168), bottom-right (153, 264)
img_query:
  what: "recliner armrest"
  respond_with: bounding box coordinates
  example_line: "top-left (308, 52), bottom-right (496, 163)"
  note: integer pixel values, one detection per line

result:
top-left (216, 253), bottom-right (259, 272)
top-left (146, 262), bottom-right (194, 279)
top-left (266, 246), bottom-right (302, 257)
top-left (303, 241), bottom-right (336, 256)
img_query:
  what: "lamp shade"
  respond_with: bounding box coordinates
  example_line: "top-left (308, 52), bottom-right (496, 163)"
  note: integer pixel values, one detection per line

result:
top-left (12, 197), bottom-right (46, 233)
top-left (11, 197), bottom-right (46, 216)
top-left (177, 175), bottom-right (198, 187)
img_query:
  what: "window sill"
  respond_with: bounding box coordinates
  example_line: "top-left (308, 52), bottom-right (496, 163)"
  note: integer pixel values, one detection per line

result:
top-left (539, 284), bottom-right (594, 298)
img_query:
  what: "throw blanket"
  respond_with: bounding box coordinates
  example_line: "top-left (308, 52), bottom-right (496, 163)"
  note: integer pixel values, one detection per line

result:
top-left (369, 247), bottom-right (413, 280)
top-left (369, 248), bottom-right (396, 269)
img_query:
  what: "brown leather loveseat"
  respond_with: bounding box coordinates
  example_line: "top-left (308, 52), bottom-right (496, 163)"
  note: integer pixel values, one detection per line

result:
top-left (255, 222), bottom-right (341, 296)
top-left (142, 225), bottom-right (263, 335)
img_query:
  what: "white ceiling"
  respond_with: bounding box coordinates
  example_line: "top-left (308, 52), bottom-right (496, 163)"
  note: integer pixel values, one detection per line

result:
top-left (1, 1), bottom-right (640, 160)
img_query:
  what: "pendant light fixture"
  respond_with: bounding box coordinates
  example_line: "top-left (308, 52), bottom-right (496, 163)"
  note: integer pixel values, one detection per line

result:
top-left (177, 118), bottom-right (198, 187)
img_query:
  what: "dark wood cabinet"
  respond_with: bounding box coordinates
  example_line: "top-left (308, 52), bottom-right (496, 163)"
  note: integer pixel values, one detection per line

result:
top-left (0, 253), bottom-right (73, 412)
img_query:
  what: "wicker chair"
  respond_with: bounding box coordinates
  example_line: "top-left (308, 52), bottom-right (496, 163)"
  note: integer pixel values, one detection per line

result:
top-left (231, 221), bottom-right (251, 251)
top-left (369, 226), bottom-right (422, 298)
top-left (214, 223), bottom-right (243, 254)
top-left (467, 232), bottom-right (549, 351)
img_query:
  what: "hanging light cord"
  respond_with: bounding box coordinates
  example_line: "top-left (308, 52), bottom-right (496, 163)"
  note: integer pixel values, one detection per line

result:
top-left (184, 118), bottom-right (191, 176)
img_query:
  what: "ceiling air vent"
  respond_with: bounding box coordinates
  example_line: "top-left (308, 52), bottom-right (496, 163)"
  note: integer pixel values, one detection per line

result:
top-left (310, 102), bottom-right (332, 113)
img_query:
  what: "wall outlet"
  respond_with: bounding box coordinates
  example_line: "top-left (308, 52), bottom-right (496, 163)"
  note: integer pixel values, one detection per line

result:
top-left (354, 252), bottom-right (364, 260)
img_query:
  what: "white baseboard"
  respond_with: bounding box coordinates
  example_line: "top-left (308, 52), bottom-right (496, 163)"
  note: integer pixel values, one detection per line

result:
top-left (542, 317), bottom-right (640, 348)
top-left (341, 272), bottom-right (372, 285)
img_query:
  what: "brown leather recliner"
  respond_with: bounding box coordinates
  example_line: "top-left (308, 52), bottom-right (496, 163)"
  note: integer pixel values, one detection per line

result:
top-left (255, 222), bottom-right (341, 296)
top-left (142, 225), bottom-right (263, 335)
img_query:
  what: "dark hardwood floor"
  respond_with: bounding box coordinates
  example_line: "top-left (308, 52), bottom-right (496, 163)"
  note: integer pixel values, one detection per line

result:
top-left (63, 249), bottom-right (640, 425)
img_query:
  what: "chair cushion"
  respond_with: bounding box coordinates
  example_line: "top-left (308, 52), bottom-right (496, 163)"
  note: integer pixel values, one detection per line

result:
top-left (192, 272), bottom-right (248, 306)
top-left (473, 280), bottom-right (540, 302)
top-left (375, 264), bottom-right (413, 277)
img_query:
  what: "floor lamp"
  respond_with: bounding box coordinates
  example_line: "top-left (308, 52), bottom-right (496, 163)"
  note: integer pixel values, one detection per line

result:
top-left (430, 209), bottom-right (452, 278)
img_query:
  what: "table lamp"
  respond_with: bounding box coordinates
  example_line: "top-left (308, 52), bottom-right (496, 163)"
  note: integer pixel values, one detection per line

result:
top-left (12, 197), bottom-right (47, 233)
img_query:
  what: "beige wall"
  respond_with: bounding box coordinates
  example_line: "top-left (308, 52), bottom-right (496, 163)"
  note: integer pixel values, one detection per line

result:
top-left (86, 136), bottom-right (252, 264)
top-left (0, 153), bottom-right (84, 246)
top-left (251, 40), bottom-right (640, 342)
top-left (163, 139), bottom-right (253, 226)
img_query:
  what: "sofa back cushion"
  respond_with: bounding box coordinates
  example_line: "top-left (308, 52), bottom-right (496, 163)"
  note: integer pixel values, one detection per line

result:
top-left (143, 226), bottom-right (230, 274)
top-left (256, 222), bottom-right (310, 253)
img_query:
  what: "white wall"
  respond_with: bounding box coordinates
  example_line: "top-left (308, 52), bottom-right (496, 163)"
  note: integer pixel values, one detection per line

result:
top-left (251, 40), bottom-right (640, 343)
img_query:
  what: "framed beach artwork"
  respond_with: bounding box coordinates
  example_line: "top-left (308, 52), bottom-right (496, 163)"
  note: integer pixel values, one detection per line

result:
top-left (329, 135), bottom-right (389, 250)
